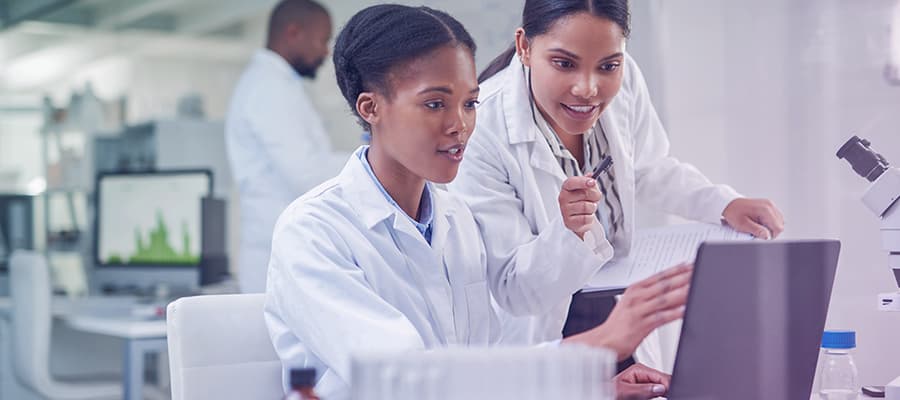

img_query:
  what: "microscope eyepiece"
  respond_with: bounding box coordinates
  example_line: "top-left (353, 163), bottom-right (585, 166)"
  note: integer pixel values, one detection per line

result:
top-left (837, 135), bottom-right (890, 182)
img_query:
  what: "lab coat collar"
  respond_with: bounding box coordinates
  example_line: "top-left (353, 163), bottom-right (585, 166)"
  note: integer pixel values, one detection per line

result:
top-left (342, 147), bottom-right (397, 230)
top-left (254, 48), bottom-right (301, 80)
top-left (342, 147), bottom-right (456, 242)
top-left (502, 56), bottom-right (542, 146)
top-left (497, 57), bottom-right (567, 183)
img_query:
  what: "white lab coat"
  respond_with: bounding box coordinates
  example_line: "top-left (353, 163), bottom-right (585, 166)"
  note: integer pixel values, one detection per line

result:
top-left (264, 147), bottom-right (503, 399)
top-left (449, 54), bottom-right (740, 354)
top-left (226, 49), bottom-right (349, 293)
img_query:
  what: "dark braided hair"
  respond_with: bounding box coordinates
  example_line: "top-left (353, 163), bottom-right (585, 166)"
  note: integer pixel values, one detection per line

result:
top-left (333, 4), bottom-right (477, 130)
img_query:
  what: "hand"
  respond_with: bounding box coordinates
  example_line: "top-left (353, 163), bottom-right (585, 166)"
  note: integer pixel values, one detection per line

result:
top-left (558, 176), bottom-right (603, 239)
top-left (722, 198), bottom-right (784, 239)
top-left (563, 264), bottom-right (692, 360)
top-left (614, 363), bottom-right (671, 400)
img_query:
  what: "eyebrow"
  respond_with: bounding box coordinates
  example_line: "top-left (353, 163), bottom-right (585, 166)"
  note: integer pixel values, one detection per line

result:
top-left (418, 86), bottom-right (481, 95)
top-left (548, 48), bottom-right (624, 63)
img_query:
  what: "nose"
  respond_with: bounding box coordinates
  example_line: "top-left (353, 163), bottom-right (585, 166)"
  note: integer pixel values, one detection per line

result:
top-left (447, 106), bottom-right (470, 137)
top-left (571, 72), bottom-right (599, 99)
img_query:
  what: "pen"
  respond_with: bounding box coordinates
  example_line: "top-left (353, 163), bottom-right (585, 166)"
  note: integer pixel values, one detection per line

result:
top-left (591, 155), bottom-right (614, 181)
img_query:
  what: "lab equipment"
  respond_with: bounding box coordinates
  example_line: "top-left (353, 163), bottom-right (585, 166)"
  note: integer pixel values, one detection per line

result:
top-left (93, 119), bottom-right (232, 198)
top-left (836, 136), bottom-right (900, 302)
top-left (93, 170), bottom-right (212, 293)
top-left (283, 368), bottom-right (319, 400)
top-left (0, 195), bottom-right (35, 270)
top-left (350, 346), bottom-right (615, 400)
top-left (836, 136), bottom-right (900, 399)
top-left (818, 330), bottom-right (859, 400)
top-left (863, 386), bottom-right (886, 397)
top-left (666, 240), bottom-right (841, 400)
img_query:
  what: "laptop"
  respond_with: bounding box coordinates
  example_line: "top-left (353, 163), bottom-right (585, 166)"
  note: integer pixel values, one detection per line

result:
top-left (667, 240), bottom-right (841, 400)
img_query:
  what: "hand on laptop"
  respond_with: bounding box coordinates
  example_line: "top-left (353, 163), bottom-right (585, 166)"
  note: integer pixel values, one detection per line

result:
top-left (563, 263), bottom-right (692, 361)
top-left (614, 363), bottom-right (670, 400)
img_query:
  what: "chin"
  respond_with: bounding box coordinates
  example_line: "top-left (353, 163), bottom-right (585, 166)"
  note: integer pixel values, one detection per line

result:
top-left (427, 169), bottom-right (459, 185)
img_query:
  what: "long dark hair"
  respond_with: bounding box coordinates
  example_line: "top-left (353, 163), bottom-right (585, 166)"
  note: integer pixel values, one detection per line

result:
top-left (478, 0), bottom-right (630, 83)
top-left (332, 4), bottom-right (477, 130)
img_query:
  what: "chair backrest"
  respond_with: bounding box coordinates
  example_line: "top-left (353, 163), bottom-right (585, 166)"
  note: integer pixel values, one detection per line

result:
top-left (166, 294), bottom-right (283, 400)
top-left (9, 250), bottom-right (53, 391)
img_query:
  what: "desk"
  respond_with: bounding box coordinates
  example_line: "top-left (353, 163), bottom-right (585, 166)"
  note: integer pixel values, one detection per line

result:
top-left (0, 296), bottom-right (167, 400)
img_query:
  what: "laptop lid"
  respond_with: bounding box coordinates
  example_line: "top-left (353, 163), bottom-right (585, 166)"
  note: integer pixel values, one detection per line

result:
top-left (667, 239), bottom-right (841, 400)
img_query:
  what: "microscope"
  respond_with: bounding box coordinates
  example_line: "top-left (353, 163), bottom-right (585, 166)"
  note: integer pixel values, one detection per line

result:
top-left (836, 135), bottom-right (900, 399)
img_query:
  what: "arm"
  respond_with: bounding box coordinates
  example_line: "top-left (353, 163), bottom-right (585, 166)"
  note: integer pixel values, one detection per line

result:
top-left (450, 134), bottom-right (612, 316)
top-left (626, 55), bottom-right (784, 237)
top-left (625, 54), bottom-right (741, 224)
top-left (246, 83), bottom-right (349, 196)
top-left (265, 207), bottom-right (425, 385)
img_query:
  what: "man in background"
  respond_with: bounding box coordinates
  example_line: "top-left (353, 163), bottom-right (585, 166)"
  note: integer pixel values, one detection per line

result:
top-left (226, 0), bottom-right (348, 293)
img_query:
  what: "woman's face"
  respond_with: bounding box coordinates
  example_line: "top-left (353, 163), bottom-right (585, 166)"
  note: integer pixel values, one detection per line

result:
top-left (518, 12), bottom-right (626, 136)
top-left (362, 45), bottom-right (479, 184)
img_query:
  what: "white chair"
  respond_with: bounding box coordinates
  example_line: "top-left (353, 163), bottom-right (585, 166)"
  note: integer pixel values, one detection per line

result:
top-left (8, 250), bottom-right (121, 400)
top-left (166, 294), bottom-right (283, 400)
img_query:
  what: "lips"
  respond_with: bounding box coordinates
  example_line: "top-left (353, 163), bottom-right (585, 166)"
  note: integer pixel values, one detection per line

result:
top-left (437, 143), bottom-right (466, 161)
top-left (560, 103), bottom-right (601, 122)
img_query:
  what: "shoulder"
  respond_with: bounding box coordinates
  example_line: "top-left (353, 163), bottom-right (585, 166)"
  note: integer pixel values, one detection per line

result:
top-left (272, 176), bottom-right (353, 240)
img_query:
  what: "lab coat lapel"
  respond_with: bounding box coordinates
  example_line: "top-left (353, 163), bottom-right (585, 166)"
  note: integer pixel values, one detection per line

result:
top-left (389, 192), bottom-right (459, 344)
top-left (430, 194), bottom-right (471, 341)
top-left (500, 58), bottom-right (567, 191)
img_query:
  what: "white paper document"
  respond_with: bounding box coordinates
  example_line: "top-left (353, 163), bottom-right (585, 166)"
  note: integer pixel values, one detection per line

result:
top-left (583, 223), bottom-right (753, 292)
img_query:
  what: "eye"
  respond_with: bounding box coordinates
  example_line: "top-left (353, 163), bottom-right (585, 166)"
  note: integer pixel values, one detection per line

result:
top-left (600, 62), bottom-right (621, 72)
top-left (552, 58), bottom-right (575, 69)
top-left (464, 99), bottom-right (480, 109)
top-left (425, 101), bottom-right (445, 110)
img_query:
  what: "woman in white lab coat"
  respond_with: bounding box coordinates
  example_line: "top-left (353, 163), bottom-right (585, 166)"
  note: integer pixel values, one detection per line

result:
top-left (448, 0), bottom-right (786, 365)
top-left (265, 4), bottom-right (691, 400)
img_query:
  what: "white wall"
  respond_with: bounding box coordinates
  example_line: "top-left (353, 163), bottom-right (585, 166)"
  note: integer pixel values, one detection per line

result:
top-left (647, 0), bottom-right (900, 386)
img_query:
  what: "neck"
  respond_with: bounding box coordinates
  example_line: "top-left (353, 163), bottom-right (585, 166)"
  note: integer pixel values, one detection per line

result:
top-left (537, 106), bottom-right (585, 168)
top-left (266, 43), bottom-right (292, 65)
top-left (366, 144), bottom-right (426, 221)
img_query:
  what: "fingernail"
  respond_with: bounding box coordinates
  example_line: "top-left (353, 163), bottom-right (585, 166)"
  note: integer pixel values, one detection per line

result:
top-left (587, 179), bottom-right (596, 187)
top-left (652, 385), bottom-right (666, 394)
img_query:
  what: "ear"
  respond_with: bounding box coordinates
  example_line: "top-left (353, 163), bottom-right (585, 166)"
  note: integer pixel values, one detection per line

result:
top-left (514, 28), bottom-right (532, 67)
top-left (285, 22), bottom-right (305, 40)
top-left (356, 92), bottom-right (378, 127)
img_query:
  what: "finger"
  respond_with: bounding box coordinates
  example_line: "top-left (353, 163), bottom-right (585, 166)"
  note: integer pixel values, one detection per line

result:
top-left (737, 217), bottom-right (771, 240)
top-left (634, 285), bottom-right (690, 319)
top-left (617, 383), bottom-right (668, 400)
top-left (564, 201), bottom-right (598, 216)
top-left (757, 207), bottom-right (784, 238)
top-left (562, 176), bottom-right (596, 191)
top-left (642, 305), bottom-right (686, 332)
top-left (562, 187), bottom-right (603, 203)
top-left (618, 364), bottom-right (671, 386)
top-left (631, 263), bottom-right (693, 291)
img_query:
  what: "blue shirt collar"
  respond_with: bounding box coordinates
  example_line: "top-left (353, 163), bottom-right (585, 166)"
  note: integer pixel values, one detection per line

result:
top-left (358, 146), bottom-right (434, 243)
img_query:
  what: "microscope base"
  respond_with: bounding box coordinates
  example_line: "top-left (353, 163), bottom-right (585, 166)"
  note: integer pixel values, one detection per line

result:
top-left (887, 375), bottom-right (900, 400)
top-left (878, 292), bottom-right (900, 311)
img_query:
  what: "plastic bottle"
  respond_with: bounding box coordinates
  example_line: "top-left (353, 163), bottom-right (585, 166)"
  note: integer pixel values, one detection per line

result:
top-left (818, 330), bottom-right (858, 400)
top-left (283, 368), bottom-right (320, 400)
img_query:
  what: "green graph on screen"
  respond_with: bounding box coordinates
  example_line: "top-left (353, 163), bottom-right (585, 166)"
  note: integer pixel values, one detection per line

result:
top-left (106, 211), bottom-right (199, 264)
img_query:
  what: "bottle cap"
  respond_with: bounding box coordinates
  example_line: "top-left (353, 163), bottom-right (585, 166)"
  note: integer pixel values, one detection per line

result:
top-left (822, 330), bottom-right (856, 349)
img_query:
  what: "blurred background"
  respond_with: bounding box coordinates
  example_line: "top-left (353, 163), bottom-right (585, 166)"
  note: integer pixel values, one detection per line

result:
top-left (0, 0), bottom-right (898, 398)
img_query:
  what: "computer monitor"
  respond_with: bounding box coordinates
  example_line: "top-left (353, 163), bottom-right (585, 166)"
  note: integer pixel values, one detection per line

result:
top-left (94, 170), bottom-right (212, 269)
top-left (0, 194), bottom-right (35, 271)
